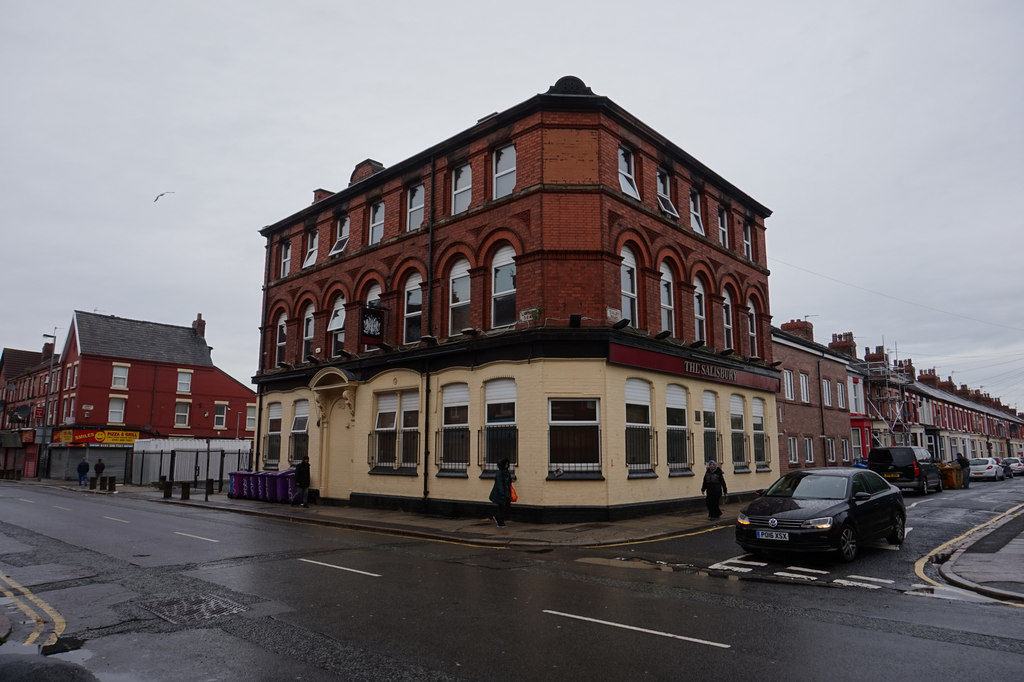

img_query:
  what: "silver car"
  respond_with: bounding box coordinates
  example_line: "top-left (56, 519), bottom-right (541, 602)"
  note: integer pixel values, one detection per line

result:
top-left (1002, 457), bottom-right (1024, 477)
top-left (970, 457), bottom-right (1005, 481)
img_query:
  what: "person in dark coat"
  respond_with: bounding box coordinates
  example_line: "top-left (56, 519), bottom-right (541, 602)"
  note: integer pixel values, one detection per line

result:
top-left (701, 460), bottom-right (728, 519)
top-left (489, 458), bottom-right (514, 528)
top-left (94, 459), bottom-right (105, 478)
top-left (290, 456), bottom-right (311, 507)
top-left (77, 457), bottom-right (90, 486)
top-left (956, 453), bottom-right (971, 489)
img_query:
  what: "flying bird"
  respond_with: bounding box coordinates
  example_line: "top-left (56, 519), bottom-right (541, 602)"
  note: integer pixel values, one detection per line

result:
top-left (153, 191), bottom-right (176, 202)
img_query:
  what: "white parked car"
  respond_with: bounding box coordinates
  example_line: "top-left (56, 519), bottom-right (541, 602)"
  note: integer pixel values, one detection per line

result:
top-left (970, 457), bottom-right (1005, 481)
top-left (1002, 457), bottom-right (1023, 477)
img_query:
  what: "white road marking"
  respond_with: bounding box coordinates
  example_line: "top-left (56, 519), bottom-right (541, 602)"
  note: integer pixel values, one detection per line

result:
top-left (709, 561), bottom-right (752, 572)
top-left (833, 579), bottom-right (881, 589)
top-left (729, 559), bottom-right (768, 566)
top-left (784, 566), bottom-right (828, 575)
top-left (18, 499), bottom-right (36, 503)
top-left (53, 506), bottom-right (72, 511)
top-left (173, 532), bottom-right (219, 543)
top-left (774, 571), bottom-right (818, 580)
top-left (847, 575), bottom-right (894, 584)
top-left (102, 516), bottom-right (129, 524)
top-left (298, 558), bottom-right (381, 578)
top-left (543, 610), bottom-right (731, 649)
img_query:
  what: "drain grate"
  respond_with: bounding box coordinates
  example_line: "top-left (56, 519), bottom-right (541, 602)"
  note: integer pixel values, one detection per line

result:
top-left (142, 594), bottom-right (248, 625)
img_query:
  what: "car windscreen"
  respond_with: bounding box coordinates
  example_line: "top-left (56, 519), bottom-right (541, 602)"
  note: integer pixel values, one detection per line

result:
top-left (969, 459), bottom-right (989, 465)
top-left (766, 474), bottom-right (848, 500)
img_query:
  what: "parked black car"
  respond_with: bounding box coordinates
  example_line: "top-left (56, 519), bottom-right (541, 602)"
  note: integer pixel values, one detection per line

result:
top-left (867, 446), bottom-right (943, 494)
top-left (736, 468), bottom-right (906, 562)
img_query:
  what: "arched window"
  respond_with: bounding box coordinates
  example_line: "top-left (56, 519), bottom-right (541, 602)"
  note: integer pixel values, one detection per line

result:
top-left (620, 247), bottom-right (637, 327)
top-left (364, 284), bottom-right (382, 351)
top-left (403, 273), bottom-right (423, 344)
top-left (302, 304), bottom-right (315, 359)
top-left (722, 290), bottom-right (734, 350)
top-left (747, 298), bottom-right (759, 357)
top-left (275, 313), bottom-right (287, 365)
top-left (327, 294), bottom-right (346, 357)
top-left (659, 263), bottom-right (675, 335)
top-left (693, 278), bottom-right (707, 344)
top-left (492, 245), bottom-right (516, 328)
top-left (449, 258), bottom-right (471, 335)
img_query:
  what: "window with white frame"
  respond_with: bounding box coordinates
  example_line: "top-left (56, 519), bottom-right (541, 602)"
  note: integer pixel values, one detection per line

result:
top-left (788, 436), bottom-right (798, 464)
top-left (177, 370), bottom-right (192, 393)
top-left (659, 263), bottom-right (674, 335)
top-left (620, 246), bottom-right (637, 327)
top-left (804, 437), bottom-right (814, 463)
top-left (747, 299), bottom-right (758, 357)
top-left (174, 401), bottom-right (190, 427)
top-left (329, 215), bottom-right (349, 255)
top-left (452, 163), bottom-right (472, 214)
top-left (743, 222), bottom-right (753, 259)
top-left (702, 391), bottom-right (718, 464)
top-left (369, 200), bottom-right (385, 245)
top-left (618, 147), bottom-right (640, 199)
top-left (449, 259), bottom-right (471, 335)
top-left (111, 364), bottom-right (129, 389)
top-left (215, 403), bottom-right (228, 429)
top-left (548, 398), bottom-right (601, 473)
top-left (406, 184), bottom-right (424, 231)
top-left (484, 379), bottom-right (517, 469)
top-left (290, 400), bottom-right (309, 462)
top-left (851, 428), bottom-right (862, 459)
top-left (491, 245), bottom-right (516, 328)
top-left (266, 402), bottom-right (282, 465)
top-left (275, 313), bottom-right (287, 365)
top-left (730, 394), bottom-right (746, 468)
top-left (826, 437), bottom-right (836, 463)
top-left (493, 144), bottom-right (516, 199)
top-left (246, 404), bottom-right (256, 430)
top-left (837, 382), bottom-right (847, 409)
top-left (404, 273), bottom-right (423, 344)
top-left (302, 304), bottom-right (315, 359)
top-left (372, 390), bottom-right (419, 470)
top-left (841, 438), bottom-right (850, 462)
top-left (328, 295), bottom-right (346, 357)
top-left (657, 169), bottom-right (678, 216)
top-left (822, 378), bottom-right (833, 407)
top-left (689, 189), bottom-right (704, 234)
top-left (722, 290), bottom-right (734, 350)
top-left (718, 207), bottom-right (729, 246)
top-left (280, 241), bottom-right (291, 277)
top-left (666, 384), bottom-right (689, 471)
top-left (693, 278), bottom-right (707, 343)
top-left (441, 383), bottom-right (470, 471)
top-left (625, 379), bottom-right (653, 473)
top-left (783, 370), bottom-right (794, 400)
top-left (752, 398), bottom-right (767, 467)
top-left (108, 396), bottom-right (126, 423)
top-left (799, 373), bottom-right (810, 403)
top-left (302, 229), bottom-right (318, 268)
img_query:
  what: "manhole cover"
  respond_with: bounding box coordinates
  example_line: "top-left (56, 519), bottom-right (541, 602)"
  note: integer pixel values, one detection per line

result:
top-left (142, 594), bottom-right (248, 625)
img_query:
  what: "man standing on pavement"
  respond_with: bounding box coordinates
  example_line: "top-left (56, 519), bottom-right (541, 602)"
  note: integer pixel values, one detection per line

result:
top-left (701, 460), bottom-right (728, 519)
top-left (290, 455), bottom-right (311, 508)
top-left (94, 458), bottom-right (105, 479)
top-left (957, 453), bottom-right (971, 489)
top-left (77, 456), bottom-right (89, 486)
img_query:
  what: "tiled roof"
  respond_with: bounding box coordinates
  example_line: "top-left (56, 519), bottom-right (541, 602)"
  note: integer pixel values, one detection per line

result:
top-left (0, 348), bottom-right (43, 379)
top-left (74, 311), bottom-right (213, 367)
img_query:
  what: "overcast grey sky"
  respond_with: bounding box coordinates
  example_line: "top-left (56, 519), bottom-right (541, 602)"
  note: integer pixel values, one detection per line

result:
top-left (3, 1), bottom-right (1022, 411)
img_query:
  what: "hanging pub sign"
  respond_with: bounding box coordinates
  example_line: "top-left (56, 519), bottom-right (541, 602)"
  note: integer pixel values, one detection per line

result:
top-left (360, 305), bottom-right (386, 346)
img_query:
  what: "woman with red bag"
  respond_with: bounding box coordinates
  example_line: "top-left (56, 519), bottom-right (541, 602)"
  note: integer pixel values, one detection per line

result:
top-left (488, 459), bottom-right (514, 528)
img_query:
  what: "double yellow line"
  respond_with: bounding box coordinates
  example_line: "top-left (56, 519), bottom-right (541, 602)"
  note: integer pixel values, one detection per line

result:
top-left (0, 569), bottom-right (66, 646)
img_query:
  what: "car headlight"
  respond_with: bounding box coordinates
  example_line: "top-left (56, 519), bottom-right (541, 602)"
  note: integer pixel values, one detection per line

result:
top-left (801, 516), bottom-right (834, 529)
top-left (737, 511), bottom-right (750, 525)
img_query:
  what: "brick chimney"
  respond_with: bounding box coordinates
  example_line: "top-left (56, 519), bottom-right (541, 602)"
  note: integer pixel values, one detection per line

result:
top-left (955, 384), bottom-right (971, 399)
top-left (350, 159), bottom-right (385, 186)
top-left (938, 376), bottom-right (956, 393)
top-left (192, 313), bottom-right (206, 338)
top-left (864, 345), bottom-right (887, 364)
top-left (781, 319), bottom-right (814, 342)
top-left (312, 188), bottom-right (334, 203)
top-left (918, 368), bottom-right (940, 388)
top-left (895, 358), bottom-right (915, 379)
top-left (828, 332), bottom-right (857, 358)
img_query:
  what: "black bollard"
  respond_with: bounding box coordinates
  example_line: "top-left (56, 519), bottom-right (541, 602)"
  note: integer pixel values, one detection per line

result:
top-left (181, 482), bottom-right (190, 500)
top-left (163, 481), bottom-right (173, 499)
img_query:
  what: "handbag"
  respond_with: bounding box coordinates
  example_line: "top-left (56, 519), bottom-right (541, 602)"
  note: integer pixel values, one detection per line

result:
top-left (510, 485), bottom-right (518, 503)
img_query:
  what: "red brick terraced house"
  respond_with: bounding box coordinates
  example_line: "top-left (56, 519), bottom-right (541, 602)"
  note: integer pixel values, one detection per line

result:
top-left (0, 345), bottom-right (54, 477)
top-left (254, 77), bottom-right (780, 521)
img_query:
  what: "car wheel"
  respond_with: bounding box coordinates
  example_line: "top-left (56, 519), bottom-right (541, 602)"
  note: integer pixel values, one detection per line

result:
top-left (920, 477), bottom-right (930, 495)
top-left (935, 475), bottom-right (943, 492)
top-left (886, 513), bottom-right (906, 545)
top-left (838, 525), bottom-right (858, 562)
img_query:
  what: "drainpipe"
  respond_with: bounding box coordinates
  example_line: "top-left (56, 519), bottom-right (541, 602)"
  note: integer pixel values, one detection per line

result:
top-left (422, 155), bottom-right (436, 507)
top-left (253, 236), bottom-right (273, 471)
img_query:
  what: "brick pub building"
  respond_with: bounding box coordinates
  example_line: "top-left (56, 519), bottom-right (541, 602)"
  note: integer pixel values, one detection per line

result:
top-left (255, 77), bottom-right (779, 520)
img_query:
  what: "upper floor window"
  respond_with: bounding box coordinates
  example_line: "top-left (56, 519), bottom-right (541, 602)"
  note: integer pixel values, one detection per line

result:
top-left (302, 304), bottom-right (315, 359)
top-left (493, 145), bottom-right (516, 199)
top-left (693, 278), bottom-right (707, 343)
top-left (800, 373), bottom-right (810, 403)
top-left (689, 190), bottom-right (704, 235)
top-left (659, 263), bottom-right (675, 335)
top-left (108, 397), bottom-right (126, 424)
top-left (618, 147), bottom-right (640, 199)
top-left (369, 201), bottom-right (385, 245)
top-left (783, 370), bottom-right (795, 400)
top-left (743, 222), bottom-right (753, 259)
top-left (449, 258), bottom-right (471, 335)
top-left (718, 207), bottom-right (729, 247)
top-left (280, 241), bottom-right (291, 277)
top-left (722, 290), bottom-right (734, 350)
top-left (492, 245), bottom-right (517, 328)
top-left (214, 403), bottom-right (228, 429)
top-left (302, 229), bottom-right (318, 268)
top-left (823, 379), bottom-right (833, 407)
top-left (657, 169), bottom-right (678, 217)
top-left (275, 313), bottom-right (287, 365)
top-left (177, 370), bottom-right (192, 393)
top-left (837, 382), bottom-right (847, 409)
top-left (111, 364), bottom-right (129, 389)
top-left (329, 215), bottom-right (350, 256)
top-left (328, 295), bottom-right (346, 357)
top-left (747, 299), bottom-right (759, 357)
top-left (407, 184), bottom-right (424, 231)
top-left (246, 404), bottom-right (257, 430)
top-left (452, 164), bottom-right (472, 214)
top-left (404, 273), bottom-right (423, 344)
top-left (174, 401), bottom-right (190, 427)
top-left (620, 246), bottom-right (637, 327)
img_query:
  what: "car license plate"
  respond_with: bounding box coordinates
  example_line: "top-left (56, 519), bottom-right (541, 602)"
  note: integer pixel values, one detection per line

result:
top-left (883, 473), bottom-right (899, 478)
top-left (756, 530), bottom-right (789, 541)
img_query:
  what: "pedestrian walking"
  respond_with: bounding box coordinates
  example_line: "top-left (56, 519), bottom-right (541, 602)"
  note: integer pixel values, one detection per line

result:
top-left (489, 458), bottom-right (514, 528)
top-left (701, 460), bottom-right (728, 519)
top-left (94, 458), bottom-right (105, 478)
top-left (290, 455), bottom-right (311, 507)
top-left (77, 457), bottom-right (89, 486)
top-left (956, 453), bottom-right (971, 489)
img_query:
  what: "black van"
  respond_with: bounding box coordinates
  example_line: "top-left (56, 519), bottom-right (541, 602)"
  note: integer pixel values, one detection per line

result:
top-left (867, 446), bottom-right (943, 495)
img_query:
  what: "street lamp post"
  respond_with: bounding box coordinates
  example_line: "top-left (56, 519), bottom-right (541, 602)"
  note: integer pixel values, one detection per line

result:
top-left (40, 330), bottom-right (57, 480)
